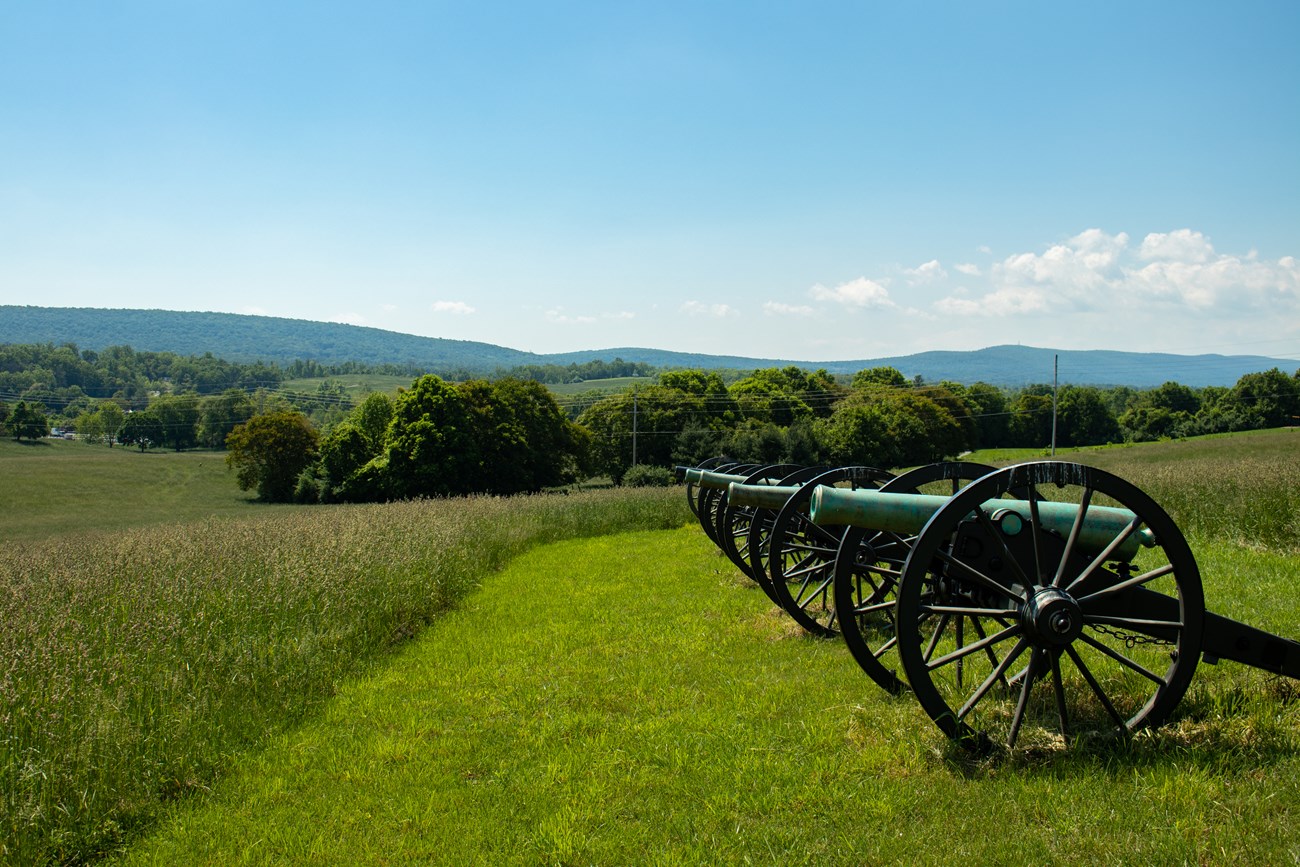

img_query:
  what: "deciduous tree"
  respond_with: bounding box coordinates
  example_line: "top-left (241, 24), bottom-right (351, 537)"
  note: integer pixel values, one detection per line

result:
top-left (225, 411), bottom-right (320, 502)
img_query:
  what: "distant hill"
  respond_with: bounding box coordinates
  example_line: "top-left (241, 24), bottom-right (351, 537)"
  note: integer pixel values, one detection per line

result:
top-left (1, 305), bottom-right (1294, 388)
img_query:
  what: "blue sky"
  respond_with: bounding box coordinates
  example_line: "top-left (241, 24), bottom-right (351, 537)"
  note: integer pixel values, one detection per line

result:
top-left (3, 1), bottom-right (1297, 363)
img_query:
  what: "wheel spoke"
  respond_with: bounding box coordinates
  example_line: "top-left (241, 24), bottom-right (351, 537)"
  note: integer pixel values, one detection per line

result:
top-left (974, 507), bottom-right (1034, 590)
top-left (923, 612), bottom-right (952, 663)
top-left (1063, 514), bottom-right (1147, 597)
top-left (1064, 644), bottom-right (1127, 731)
top-left (1076, 564), bottom-right (1175, 605)
top-left (924, 605), bottom-right (1020, 618)
top-left (934, 550), bottom-right (1027, 604)
top-left (1077, 631), bottom-right (1167, 685)
top-left (925, 622), bottom-right (1021, 672)
top-left (1006, 648), bottom-right (1042, 749)
top-left (1051, 485), bottom-right (1095, 589)
top-left (1050, 649), bottom-right (1070, 739)
top-left (957, 637), bottom-right (1029, 721)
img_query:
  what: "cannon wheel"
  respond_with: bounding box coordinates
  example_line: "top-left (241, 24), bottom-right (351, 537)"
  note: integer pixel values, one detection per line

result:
top-left (686, 456), bottom-right (734, 522)
top-left (714, 465), bottom-right (806, 582)
top-left (696, 464), bottom-right (761, 546)
top-left (833, 462), bottom-right (997, 695)
top-left (767, 466), bottom-right (895, 636)
top-left (732, 466), bottom-right (829, 605)
top-left (894, 461), bottom-right (1205, 752)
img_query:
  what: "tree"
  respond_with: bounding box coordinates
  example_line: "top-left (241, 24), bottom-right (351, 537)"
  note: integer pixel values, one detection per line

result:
top-left (150, 393), bottom-right (200, 451)
top-left (819, 389), bottom-right (965, 468)
top-left (119, 411), bottom-right (164, 451)
top-left (1230, 368), bottom-right (1299, 429)
top-left (962, 381), bottom-right (1010, 449)
top-left (851, 366), bottom-right (908, 390)
top-left (98, 401), bottom-right (126, 447)
top-left (197, 389), bottom-right (256, 448)
top-left (383, 375), bottom-right (476, 498)
top-left (1008, 392), bottom-right (1053, 448)
top-left (1055, 386), bottom-right (1122, 447)
top-left (8, 401), bottom-right (50, 441)
top-left (75, 409), bottom-right (105, 444)
top-left (225, 411), bottom-right (320, 502)
top-left (457, 377), bottom-right (585, 493)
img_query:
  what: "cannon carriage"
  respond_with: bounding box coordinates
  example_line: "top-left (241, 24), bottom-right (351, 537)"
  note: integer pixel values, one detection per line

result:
top-left (681, 457), bottom-right (1300, 752)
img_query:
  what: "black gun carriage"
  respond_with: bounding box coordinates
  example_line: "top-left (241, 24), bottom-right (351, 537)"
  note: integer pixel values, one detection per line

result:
top-left (681, 458), bottom-right (1300, 752)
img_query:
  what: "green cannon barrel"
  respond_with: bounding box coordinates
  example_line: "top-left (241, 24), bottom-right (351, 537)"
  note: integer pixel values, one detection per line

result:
top-left (810, 487), bottom-right (1156, 560)
top-left (695, 470), bottom-right (758, 490)
top-left (726, 482), bottom-right (802, 510)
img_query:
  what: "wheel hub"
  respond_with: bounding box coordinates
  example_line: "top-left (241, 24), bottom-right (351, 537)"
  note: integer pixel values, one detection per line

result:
top-left (1022, 587), bottom-right (1083, 647)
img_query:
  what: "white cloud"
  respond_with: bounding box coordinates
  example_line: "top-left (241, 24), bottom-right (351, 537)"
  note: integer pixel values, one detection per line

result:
top-left (763, 301), bottom-right (815, 317)
top-left (327, 312), bottom-right (367, 325)
top-left (545, 308), bottom-right (598, 325)
top-left (936, 227), bottom-right (1299, 319)
top-left (432, 300), bottom-right (475, 315)
top-left (954, 262), bottom-right (982, 277)
top-left (680, 300), bottom-right (738, 317)
top-left (903, 259), bottom-right (947, 284)
top-left (1138, 228), bottom-right (1213, 263)
top-left (603, 311), bottom-right (635, 321)
top-left (809, 276), bottom-right (895, 308)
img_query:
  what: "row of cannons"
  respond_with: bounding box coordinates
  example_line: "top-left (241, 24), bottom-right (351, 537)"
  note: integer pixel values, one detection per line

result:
top-left (678, 458), bottom-right (1300, 753)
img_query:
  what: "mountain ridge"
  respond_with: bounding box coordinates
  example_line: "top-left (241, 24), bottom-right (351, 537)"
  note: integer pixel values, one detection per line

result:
top-left (1, 305), bottom-right (1293, 388)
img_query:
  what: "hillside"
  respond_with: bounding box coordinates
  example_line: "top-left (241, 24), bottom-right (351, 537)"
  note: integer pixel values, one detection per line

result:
top-left (1, 305), bottom-right (1294, 387)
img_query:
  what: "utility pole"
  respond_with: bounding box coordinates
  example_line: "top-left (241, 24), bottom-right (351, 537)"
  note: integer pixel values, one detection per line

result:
top-left (631, 385), bottom-right (638, 467)
top-left (1050, 353), bottom-right (1058, 457)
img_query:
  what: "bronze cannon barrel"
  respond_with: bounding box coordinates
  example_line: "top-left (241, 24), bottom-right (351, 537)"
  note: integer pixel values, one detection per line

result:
top-left (809, 486), bottom-right (1156, 560)
top-left (694, 469), bottom-right (757, 490)
top-left (726, 482), bottom-right (803, 511)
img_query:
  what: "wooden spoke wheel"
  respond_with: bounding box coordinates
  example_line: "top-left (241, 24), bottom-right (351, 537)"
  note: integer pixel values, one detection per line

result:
top-left (894, 461), bottom-right (1204, 752)
top-left (738, 466), bottom-right (828, 606)
top-left (767, 466), bottom-right (894, 636)
top-left (685, 456), bottom-right (732, 521)
top-left (714, 465), bottom-right (805, 583)
top-left (833, 462), bottom-right (996, 695)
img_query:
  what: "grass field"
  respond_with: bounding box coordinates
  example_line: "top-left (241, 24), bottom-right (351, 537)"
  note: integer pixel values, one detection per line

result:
top-left (280, 373), bottom-right (413, 396)
top-left (0, 438), bottom-right (279, 543)
top-left (5, 429), bottom-right (1300, 864)
top-left (116, 527), bottom-right (1300, 865)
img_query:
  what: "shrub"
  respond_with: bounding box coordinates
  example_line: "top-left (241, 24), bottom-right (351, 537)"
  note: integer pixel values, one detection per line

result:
top-left (621, 464), bottom-right (675, 488)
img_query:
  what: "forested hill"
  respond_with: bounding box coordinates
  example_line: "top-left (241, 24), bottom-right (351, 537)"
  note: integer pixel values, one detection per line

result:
top-left (1, 305), bottom-right (1294, 387)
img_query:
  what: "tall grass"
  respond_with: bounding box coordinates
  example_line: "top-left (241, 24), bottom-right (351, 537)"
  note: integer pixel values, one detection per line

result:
top-left (975, 429), bottom-right (1300, 551)
top-left (0, 488), bottom-right (689, 864)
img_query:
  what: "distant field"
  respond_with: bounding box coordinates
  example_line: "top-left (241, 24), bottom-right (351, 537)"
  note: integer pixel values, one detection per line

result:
top-left (280, 373), bottom-right (413, 396)
top-left (545, 375), bottom-right (653, 396)
top-left (0, 438), bottom-right (288, 543)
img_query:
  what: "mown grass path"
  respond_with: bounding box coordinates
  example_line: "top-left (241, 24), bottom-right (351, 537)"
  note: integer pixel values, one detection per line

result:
top-left (116, 527), bottom-right (1300, 865)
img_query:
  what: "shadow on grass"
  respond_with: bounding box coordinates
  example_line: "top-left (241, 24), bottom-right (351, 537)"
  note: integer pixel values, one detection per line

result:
top-left (928, 675), bottom-right (1300, 781)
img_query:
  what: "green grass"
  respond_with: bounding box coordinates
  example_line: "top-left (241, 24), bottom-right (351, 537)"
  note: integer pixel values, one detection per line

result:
top-left (971, 428), bottom-right (1300, 551)
top-left (114, 527), bottom-right (1300, 865)
top-left (0, 438), bottom-right (280, 543)
top-left (544, 375), bottom-right (652, 396)
top-left (1, 488), bottom-right (689, 864)
top-left (280, 373), bottom-right (413, 395)
top-left (7, 429), bottom-right (1300, 864)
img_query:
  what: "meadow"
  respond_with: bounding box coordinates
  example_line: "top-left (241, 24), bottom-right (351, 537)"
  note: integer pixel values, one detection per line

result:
top-left (3, 430), bottom-right (1299, 864)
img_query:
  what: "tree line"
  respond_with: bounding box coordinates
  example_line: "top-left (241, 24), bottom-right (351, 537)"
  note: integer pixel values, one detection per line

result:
top-left (5, 340), bottom-right (1297, 503)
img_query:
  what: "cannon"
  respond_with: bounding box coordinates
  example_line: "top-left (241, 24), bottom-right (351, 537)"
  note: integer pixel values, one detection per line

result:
top-left (812, 461), bottom-right (1300, 751)
top-left (684, 464), bottom-right (806, 592)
